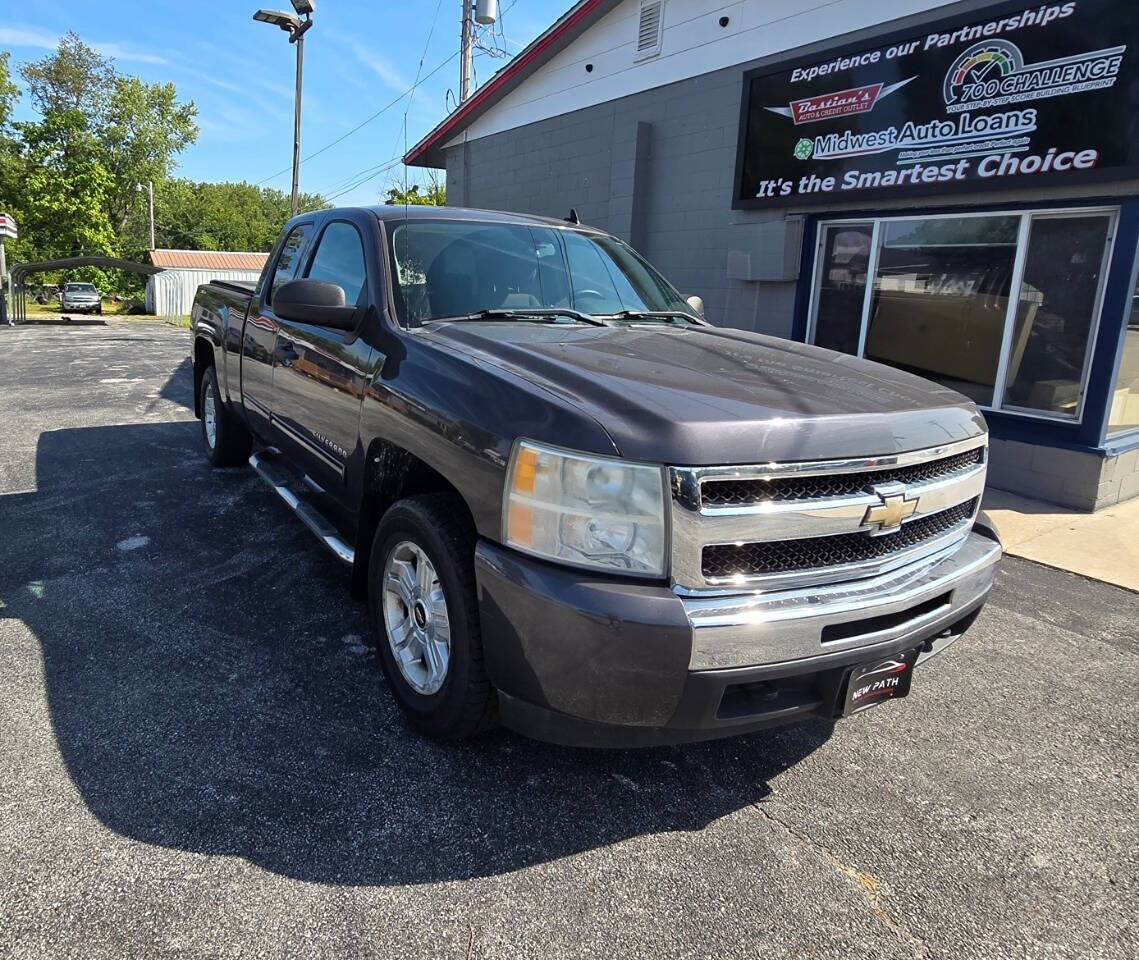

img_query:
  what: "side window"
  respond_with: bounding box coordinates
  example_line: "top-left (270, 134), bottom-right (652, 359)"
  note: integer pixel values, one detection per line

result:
top-left (305, 221), bottom-right (368, 306)
top-left (268, 223), bottom-right (312, 304)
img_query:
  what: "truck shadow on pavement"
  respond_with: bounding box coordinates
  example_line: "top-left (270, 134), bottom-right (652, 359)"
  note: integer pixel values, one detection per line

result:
top-left (1, 420), bottom-right (832, 886)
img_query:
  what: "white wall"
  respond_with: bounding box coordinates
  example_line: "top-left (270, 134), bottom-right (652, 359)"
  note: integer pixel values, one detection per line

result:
top-left (447, 0), bottom-right (959, 147)
top-left (146, 268), bottom-right (261, 318)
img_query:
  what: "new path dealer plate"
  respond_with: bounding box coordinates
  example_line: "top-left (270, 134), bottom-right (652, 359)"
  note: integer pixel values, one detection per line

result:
top-left (842, 648), bottom-right (919, 715)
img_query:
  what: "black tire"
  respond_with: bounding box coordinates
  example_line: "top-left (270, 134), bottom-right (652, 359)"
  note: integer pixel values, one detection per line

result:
top-left (369, 493), bottom-right (498, 739)
top-left (199, 363), bottom-right (251, 467)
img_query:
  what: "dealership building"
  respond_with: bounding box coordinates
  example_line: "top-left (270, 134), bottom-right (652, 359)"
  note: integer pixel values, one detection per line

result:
top-left (407, 0), bottom-right (1139, 510)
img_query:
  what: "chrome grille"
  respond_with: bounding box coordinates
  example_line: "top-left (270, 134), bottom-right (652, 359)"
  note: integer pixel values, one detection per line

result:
top-left (669, 436), bottom-right (988, 592)
top-left (701, 500), bottom-right (977, 580)
top-left (700, 448), bottom-right (984, 506)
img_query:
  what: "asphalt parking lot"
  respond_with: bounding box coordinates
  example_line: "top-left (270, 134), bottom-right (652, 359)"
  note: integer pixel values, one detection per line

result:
top-left (1, 321), bottom-right (1136, 959)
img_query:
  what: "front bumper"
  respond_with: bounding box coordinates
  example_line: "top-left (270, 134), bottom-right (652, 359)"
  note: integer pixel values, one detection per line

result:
top-left (475, 528), bottom-right (1001, 748)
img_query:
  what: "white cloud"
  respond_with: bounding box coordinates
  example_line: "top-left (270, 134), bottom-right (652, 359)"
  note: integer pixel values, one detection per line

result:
top-left (324, 30), bottom-right (411, 93)
top-left (0, 26), bottom-right (168, 64)
top-left (92, 42), bottom-right (168, 66)
top-left (0, 26), bottom-right (59, 50)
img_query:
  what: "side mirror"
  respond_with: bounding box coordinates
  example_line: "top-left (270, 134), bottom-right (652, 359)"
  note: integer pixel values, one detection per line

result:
top-left (274, 278), bottom-right (358, 330)
top-left (685, 294), bottom-right (705, 318)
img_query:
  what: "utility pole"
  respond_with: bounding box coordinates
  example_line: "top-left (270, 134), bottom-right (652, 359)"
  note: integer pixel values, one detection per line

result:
top-left (136, 181), bottom-right (155, 250)
top-left (147, 180), bottom-right (154, 250)
top-left (460, 0), bottom-right (473, 102)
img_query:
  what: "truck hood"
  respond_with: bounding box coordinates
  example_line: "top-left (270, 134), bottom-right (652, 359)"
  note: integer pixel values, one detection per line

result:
top-left (420, 322), bottom-right (987, 465)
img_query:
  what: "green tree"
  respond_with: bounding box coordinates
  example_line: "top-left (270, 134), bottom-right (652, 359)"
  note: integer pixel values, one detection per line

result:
top-left (0, 51), bottom-right (19, 129)
top-left (0, 33), bottom-right (327, 300)
top-left (385, 172), bottom-right (445, 206)
top-left (21, 32), bottom-right (115, 121)
top-left (104, 74), bottom-right (198, 240)
top-left (150, 180), bottom-right (327, 253)
top-left (17, 110), bottom-right (116, 260)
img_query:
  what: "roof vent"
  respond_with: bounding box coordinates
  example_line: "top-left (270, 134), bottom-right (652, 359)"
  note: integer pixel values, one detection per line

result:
top-left (634, 0), bottom-right (664, 62)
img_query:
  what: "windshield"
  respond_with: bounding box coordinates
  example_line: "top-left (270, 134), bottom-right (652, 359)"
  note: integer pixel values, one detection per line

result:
top-left (65, 283), bottom-right (97, 294)
top-left (387, 219), bottom-right (696, 326)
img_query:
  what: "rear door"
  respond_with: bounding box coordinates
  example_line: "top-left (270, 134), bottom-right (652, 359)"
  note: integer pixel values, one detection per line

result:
top-left (240, 220), bottom-right (314, 436)
top-left (270, 214), bottom-right (377, 492)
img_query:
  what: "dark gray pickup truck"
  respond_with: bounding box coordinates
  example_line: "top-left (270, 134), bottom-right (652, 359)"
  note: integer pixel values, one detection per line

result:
top-left (190, 205), bottom-right (1001, 747)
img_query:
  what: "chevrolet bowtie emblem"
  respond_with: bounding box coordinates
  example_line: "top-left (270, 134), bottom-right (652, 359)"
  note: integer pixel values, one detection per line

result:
top-left (863, 483), bottom-right (919, 534)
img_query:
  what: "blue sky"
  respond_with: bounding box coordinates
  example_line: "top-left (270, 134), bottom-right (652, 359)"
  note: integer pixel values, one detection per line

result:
top-left (0, 1), bottom-right (565, 205)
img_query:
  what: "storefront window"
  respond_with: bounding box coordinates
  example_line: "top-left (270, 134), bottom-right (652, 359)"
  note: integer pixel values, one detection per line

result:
top-left (1003, 215), bottom-right (1112, 416)
top-left (1107, 267), bottom-right (1139, 437)
top-left (808, 208), bottom-right (1117, 421)
top-left (864, 216), bottom-right (1018, 407)
top-left (813, 224), bottom-right (871, 355)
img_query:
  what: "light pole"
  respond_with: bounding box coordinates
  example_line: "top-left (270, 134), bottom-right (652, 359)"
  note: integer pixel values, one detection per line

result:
top-left (136, 180), bottom-right (154, 250)
top-left (254, 1), bottom-right (314, 218)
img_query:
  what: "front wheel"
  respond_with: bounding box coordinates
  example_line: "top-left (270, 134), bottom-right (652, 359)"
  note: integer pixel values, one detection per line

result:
top-left (369, 494), bottom-right (497, 739)
top-left (199, 364), bottom-right (251, 467)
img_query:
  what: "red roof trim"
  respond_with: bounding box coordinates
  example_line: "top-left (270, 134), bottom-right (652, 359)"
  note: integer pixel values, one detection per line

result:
top-left (404, 0), bottom-right (609, 167)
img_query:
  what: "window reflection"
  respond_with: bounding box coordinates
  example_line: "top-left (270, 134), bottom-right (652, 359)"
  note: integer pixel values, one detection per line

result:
top-left (1003, 215), bottom-right (1110, 416)
top-left (808, 209), bottom-right (1117, 421)
top-left (1107, 267), bottom-right (1139, 436)
top-left (813, 224), bottom-right (871, 355)
top-left (864, 216), bottom-right (1018, 407)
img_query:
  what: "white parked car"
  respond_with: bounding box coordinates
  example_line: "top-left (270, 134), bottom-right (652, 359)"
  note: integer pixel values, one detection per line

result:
top-left (61, 282), bottom-right (102, 314)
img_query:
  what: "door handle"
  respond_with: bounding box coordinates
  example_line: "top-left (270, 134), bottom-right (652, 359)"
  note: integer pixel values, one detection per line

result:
top-left (279, 342), bottom-right (297, 367)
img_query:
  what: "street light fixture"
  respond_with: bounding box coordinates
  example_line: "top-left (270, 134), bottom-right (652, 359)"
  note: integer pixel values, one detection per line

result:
top-left (253, 1), bottom-right (314, 217)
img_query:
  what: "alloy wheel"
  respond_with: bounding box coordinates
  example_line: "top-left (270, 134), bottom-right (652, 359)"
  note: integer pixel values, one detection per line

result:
top-left (381, 540), bottom-right (451, 695)
top-left (203, 381), bottom-right (217, 449)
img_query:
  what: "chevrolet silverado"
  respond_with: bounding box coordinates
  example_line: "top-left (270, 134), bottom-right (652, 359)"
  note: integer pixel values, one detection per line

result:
top-left (189, 205), bottom-right (1001, 746)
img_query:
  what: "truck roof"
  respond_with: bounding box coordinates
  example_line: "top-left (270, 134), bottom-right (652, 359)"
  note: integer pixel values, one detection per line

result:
top-left (311, 204), bottom-right (607, 233)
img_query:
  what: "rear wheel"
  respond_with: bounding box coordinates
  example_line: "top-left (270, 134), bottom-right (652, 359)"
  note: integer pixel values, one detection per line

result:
top-left (369, 494), bottom-right (497, 739)
top-left (199, 364), bottom-right (251, 467)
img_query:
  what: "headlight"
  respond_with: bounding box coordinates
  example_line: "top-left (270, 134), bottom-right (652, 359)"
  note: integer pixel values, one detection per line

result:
top-left (503, 440), bottom-right (668, 577)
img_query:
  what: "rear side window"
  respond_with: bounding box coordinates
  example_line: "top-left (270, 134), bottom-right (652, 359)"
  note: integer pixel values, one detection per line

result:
top-left (269, 223), bottom-right (312, 304)
top-left (305, 221), bottom-right (367, 306)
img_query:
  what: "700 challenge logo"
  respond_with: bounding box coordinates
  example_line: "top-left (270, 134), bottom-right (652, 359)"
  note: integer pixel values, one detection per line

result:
top-left (942, 37), bottom-right (1125, 112)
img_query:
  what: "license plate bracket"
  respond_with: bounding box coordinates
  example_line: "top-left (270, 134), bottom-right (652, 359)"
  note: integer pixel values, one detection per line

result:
top-left (841, 648), bottom-right (919, 716)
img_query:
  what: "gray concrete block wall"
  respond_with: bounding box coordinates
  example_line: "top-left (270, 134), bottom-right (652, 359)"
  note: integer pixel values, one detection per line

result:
top-left (986, 438), bottom-right (1139, 511)
top-left (443, 62), bottom-right (796, 335)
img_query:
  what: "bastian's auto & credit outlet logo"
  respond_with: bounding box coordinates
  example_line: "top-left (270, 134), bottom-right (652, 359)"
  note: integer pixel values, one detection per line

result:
top-left (766, 77), bottom-right (915, 125)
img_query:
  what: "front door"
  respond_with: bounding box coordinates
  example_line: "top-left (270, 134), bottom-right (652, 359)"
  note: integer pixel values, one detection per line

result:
top-left (240, 221), bottom-right (314, 436)
top-left (271, 216), bottom-right (376, 493)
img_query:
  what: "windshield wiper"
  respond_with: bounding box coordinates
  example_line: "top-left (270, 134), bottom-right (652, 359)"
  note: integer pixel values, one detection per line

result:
top-left (435, 308), bottom-right (610, 327)
top-left (600, 310), bottom-right (705, 325)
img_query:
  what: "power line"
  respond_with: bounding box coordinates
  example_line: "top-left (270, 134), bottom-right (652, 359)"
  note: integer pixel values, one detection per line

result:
top-left (303, 0), bottom-right (525, 203)
top-left (256, 48), bottom-right (459, 187)
top-left (322, 156), bottom-right (406, 203)
top-left (396, 0), bottom-right (447, 194)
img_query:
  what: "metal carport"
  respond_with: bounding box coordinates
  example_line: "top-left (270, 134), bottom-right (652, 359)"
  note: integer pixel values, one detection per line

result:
top-left (7, 256), bottom-right (161, 324)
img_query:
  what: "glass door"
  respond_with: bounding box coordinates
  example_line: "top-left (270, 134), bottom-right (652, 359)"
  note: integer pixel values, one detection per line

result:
top-left (809, 222), bottom-right (873, 356)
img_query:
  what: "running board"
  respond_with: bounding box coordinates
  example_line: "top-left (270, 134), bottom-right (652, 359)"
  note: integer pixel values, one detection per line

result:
top-left (249, 449), bottom-right (355, 566)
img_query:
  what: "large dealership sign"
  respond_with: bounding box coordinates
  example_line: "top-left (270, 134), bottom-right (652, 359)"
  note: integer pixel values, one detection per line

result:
top-left (733, 0), bottom-right (1139, 208)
